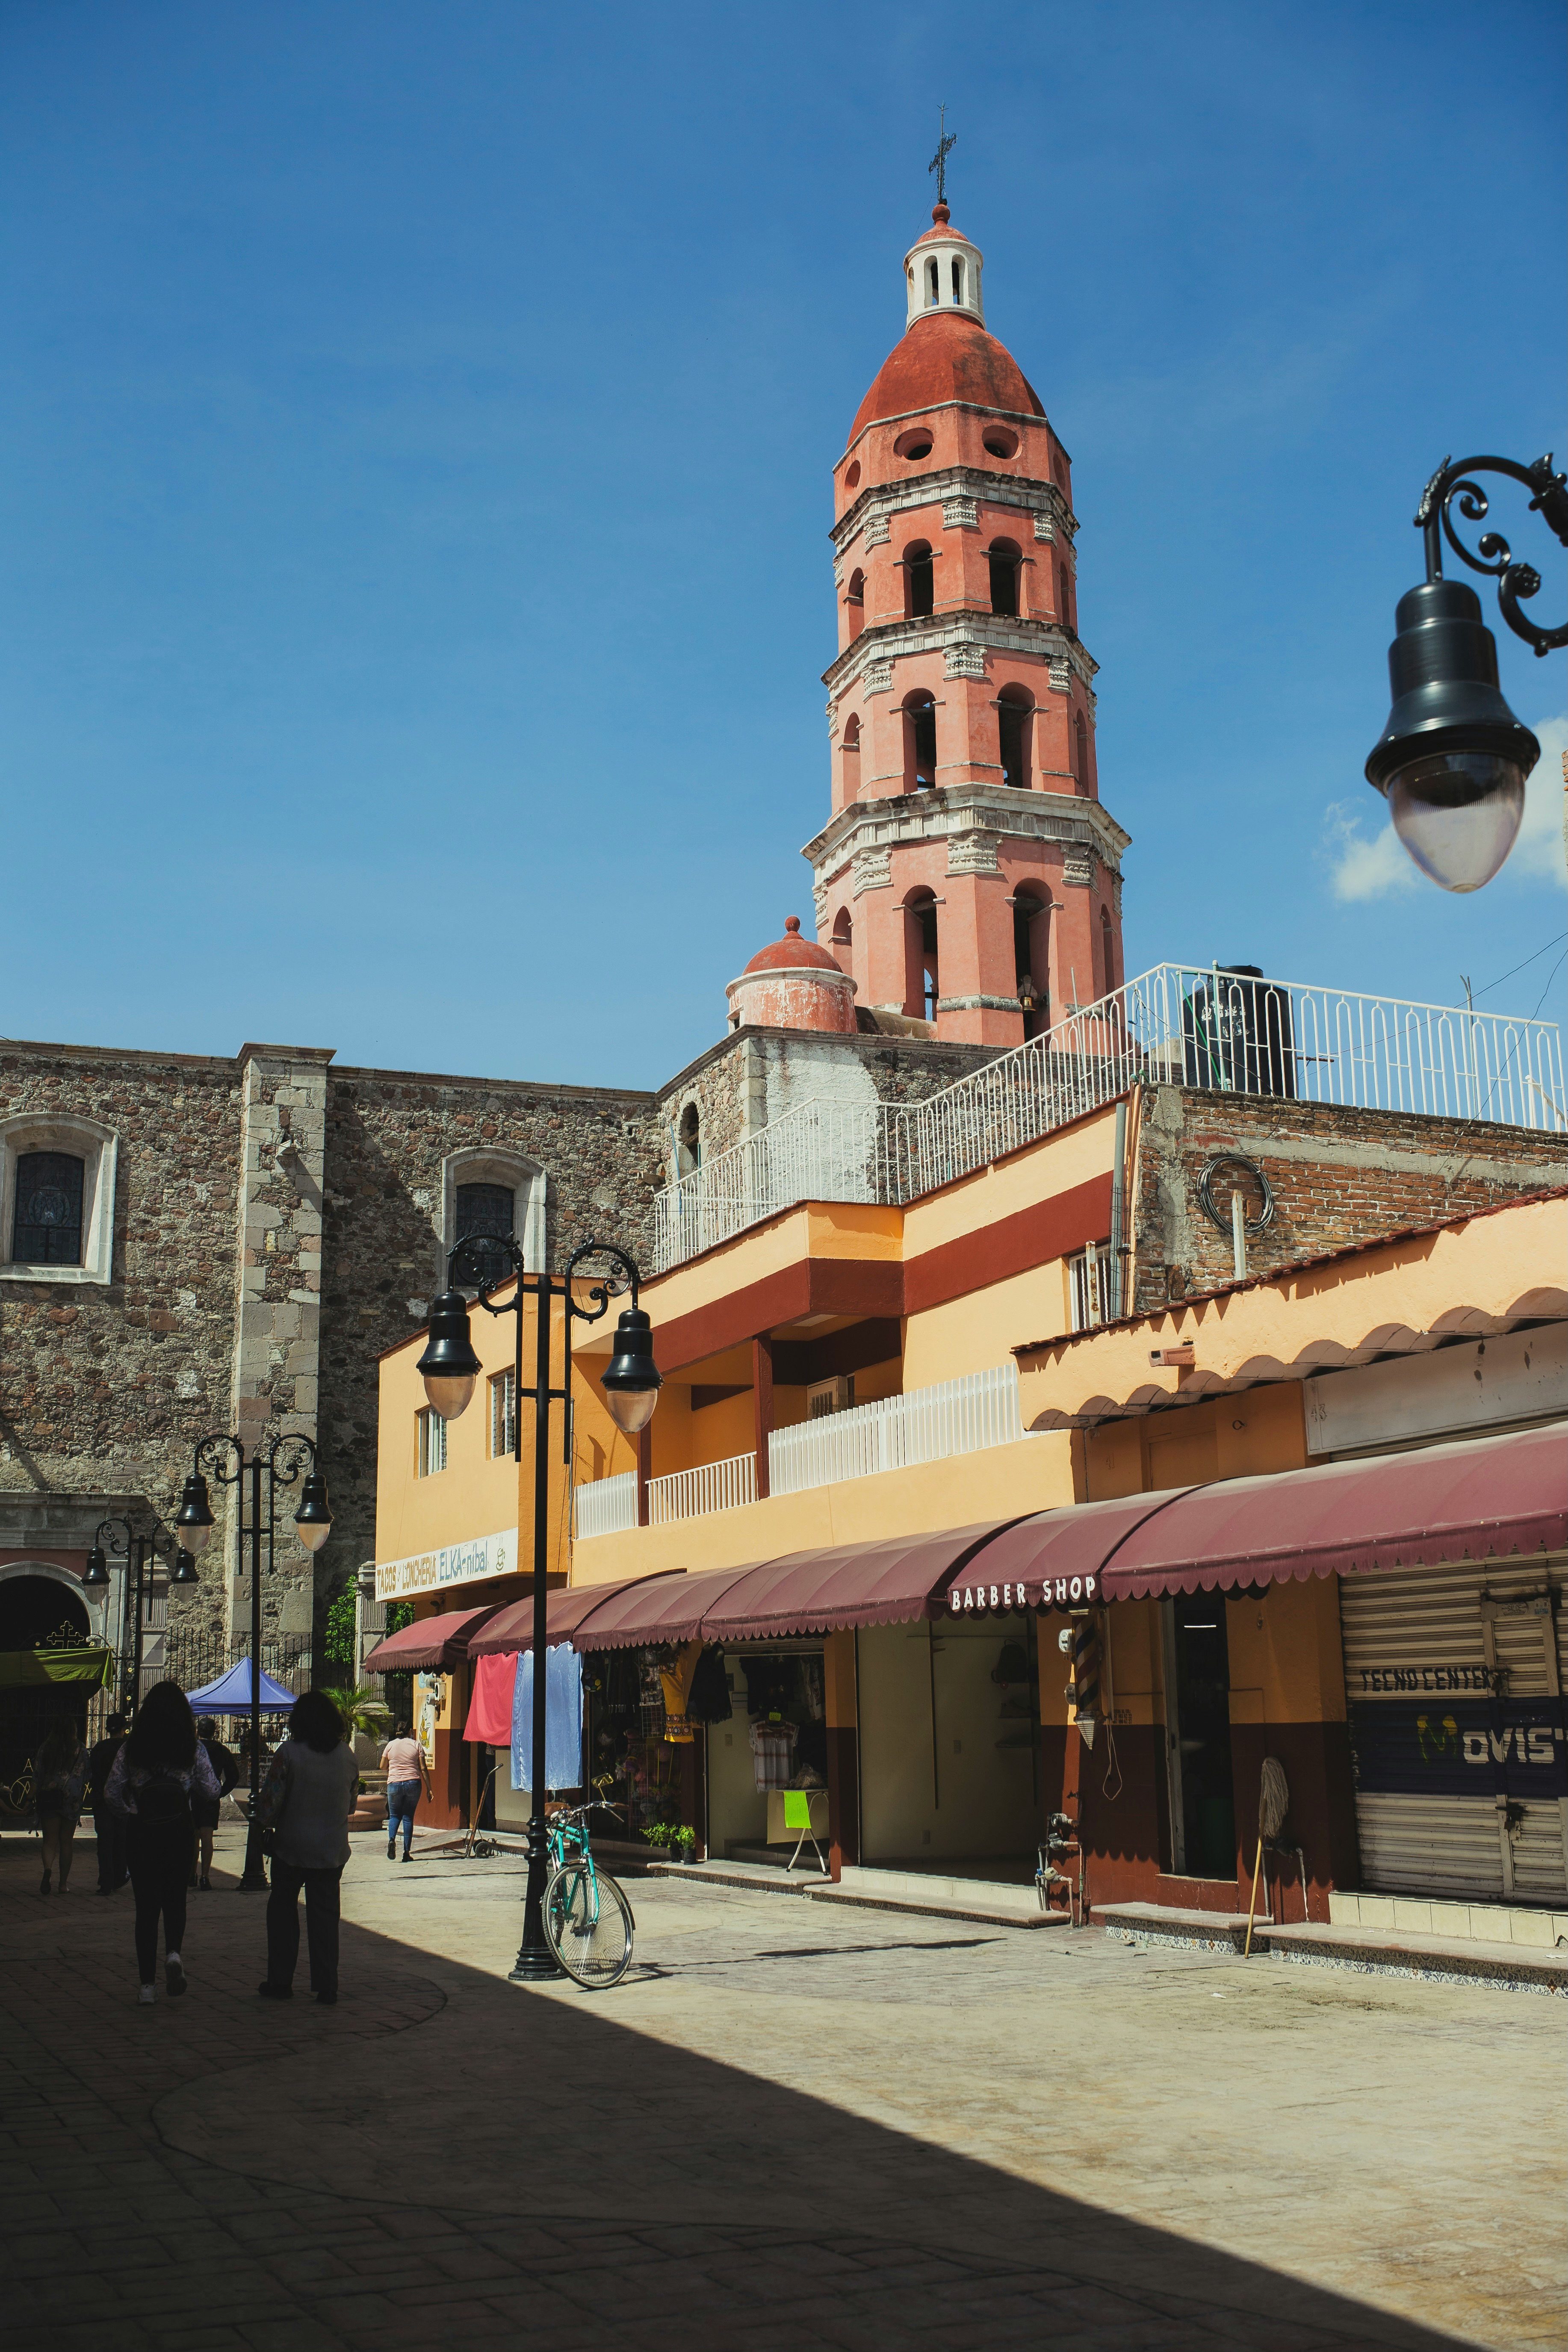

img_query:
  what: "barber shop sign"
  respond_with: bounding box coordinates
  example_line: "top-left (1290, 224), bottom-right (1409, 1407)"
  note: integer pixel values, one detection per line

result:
top-left (950, 1573), bottom-right (1098, 1615)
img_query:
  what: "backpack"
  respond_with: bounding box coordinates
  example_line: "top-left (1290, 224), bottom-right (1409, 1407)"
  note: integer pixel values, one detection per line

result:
top-left (136, 1767), bottom-right (192, 1827)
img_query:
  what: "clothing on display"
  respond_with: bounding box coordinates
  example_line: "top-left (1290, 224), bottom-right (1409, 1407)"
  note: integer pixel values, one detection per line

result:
top-left (685, 1647), bottom-right (733, 1724)
top-left (464, 1650), bottom-right (519, 1746)
top-left (511, 1643), bottom-right (585, 1791)
top-left (659, 1644), bottom-right (700, 1744)
top-left (750, 1720), bottom-right (797, 1791)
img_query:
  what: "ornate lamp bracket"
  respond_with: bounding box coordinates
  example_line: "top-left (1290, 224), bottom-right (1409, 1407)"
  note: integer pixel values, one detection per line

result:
top-left (1416, 452), bottom-right (1568, 656)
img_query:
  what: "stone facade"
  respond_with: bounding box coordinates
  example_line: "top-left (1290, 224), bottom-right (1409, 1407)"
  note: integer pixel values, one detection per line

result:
top-left (1129, 1085), bottom-right (1568, 1313)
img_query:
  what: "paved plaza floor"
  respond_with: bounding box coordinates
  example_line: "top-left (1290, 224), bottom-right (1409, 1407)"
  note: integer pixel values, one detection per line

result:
top-left (1, 1822), bottom-right (1562, 2352)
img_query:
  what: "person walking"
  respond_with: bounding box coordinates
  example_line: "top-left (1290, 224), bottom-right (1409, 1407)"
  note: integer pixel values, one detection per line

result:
top-left (88, 1712), bottom-right (129, 1895)
top-left (33, 1715), bottom-right (90, 1895)
top-left (379, 1719), bottom-right (431, 1863)
top-left (105, 1679), bottom-right (219, 2005)
top-left (190, 1716), bottom-right (239, 1890)
top-left (257, 1689), bottom-right (357, 2006)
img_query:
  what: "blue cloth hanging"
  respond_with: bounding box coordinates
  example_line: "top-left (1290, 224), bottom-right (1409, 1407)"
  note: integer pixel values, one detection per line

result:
top-left (511, 1643), bottom-right (585, 1791)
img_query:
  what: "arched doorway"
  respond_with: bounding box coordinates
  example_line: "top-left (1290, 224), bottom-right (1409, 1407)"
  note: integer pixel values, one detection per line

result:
top-left (0, 1572), bottom-right (93, 1801)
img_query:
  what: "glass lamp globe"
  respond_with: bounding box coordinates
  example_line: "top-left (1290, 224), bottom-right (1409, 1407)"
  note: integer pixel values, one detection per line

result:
top-left (1386, 751), bottom-right (1527, 893)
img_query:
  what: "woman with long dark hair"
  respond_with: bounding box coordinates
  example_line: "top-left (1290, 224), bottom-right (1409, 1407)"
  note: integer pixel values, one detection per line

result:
top-left (32, 1714), bottom-right (89, 1895)
top-left (105, 1680), bottom-right (219, 2005)
top-left (257, 1688), bottom-right (357, 2005)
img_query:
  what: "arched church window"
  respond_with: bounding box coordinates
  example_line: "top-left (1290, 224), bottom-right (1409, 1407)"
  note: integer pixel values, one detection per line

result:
top-left (12, 1152), bottom-right (85, 1266)
top-left (904, 892), bottom-right (940, 1022)
top-left (927, 257), bottom-right (940, 307)
top-left (841, 711), bottom-right (862, 800)
top-left (455, 1182), bottom-right (514, 1290)
top-left (997, 688), bottom-right (1032, 789)
top-left (832, 907), bottom-right (853, 953)
top-left (676, 1104), bottom-right (701, 1176)
top-left (846, 568), bottom-right (865, 642)
top-left (1074, 708), bottom-right (1089, 789)
top-left (951, 256), bottom-right (964, 304)
top-left (1059, 561), bottom-right (1073, 629)
top-left (1100, 904), bottom-right (1117, 995)
top-left (903, 694), bottom-right (937, 791)
top-left (988, 539), bottom-right (1021, 618)
top-left (1013, 889), bottom-right (1050, 1040)
top-left (904, 541), bottom-right (934, 619)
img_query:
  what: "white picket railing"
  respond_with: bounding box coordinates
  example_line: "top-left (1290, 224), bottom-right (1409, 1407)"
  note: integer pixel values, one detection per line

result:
top-left (574, 1469), bottom-right (637, 1542)
top-left (648, 1449), bottom-right (757, 1527)
top-left (649, 962), bottom-right (1565, 1273)
top-left (768, 1363), bottom-right (1026, 1496)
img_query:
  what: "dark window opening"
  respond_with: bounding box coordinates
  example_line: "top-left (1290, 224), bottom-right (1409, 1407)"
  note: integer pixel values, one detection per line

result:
top-left (831, 908), bottom-right (852, 953)
top-left (676, 1104), bottom-right (701, 1176)
top-left (1074, 708), bottom-right (1089, 788)
top-left (846, 568), bottom-right (865, 642)
top-left (455, 1181), bottom-right (514, 1289)
top-left (988, 545), bottom-right (1019, 617)
top-left (927, 258), bottom-right (940, 307)
top-left (1013, 894), bottom-right (1049, 1039)
top-left (905, 696), bottom-right (937, 788)
top-left (906, 543), bottom-right (934, 618)
top-left (1059, 561), bottom-right (1073, 629)
top-left (998, 694), bottom-right (1030, 789)
top-left (905, 894), bottom-right (940, 1021)
top-left (12, 1152), bottom-right (85, 1266)
top-left (1100, 904), bottom-right (1117, 995)
top-left (950, 256), bottom-right (964, 303)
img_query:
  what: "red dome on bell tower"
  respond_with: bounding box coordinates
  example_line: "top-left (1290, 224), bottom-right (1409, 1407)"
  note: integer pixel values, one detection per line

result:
top-left (802, 204), bottom-right (1131, 1047)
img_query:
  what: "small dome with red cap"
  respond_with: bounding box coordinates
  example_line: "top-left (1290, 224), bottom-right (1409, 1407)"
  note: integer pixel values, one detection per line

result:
top-left (743, 915), bottom-right (845, 975)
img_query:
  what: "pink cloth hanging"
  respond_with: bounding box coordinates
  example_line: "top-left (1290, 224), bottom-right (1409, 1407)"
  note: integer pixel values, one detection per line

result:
top-left (464, 1650), bottom-right (518, 1744)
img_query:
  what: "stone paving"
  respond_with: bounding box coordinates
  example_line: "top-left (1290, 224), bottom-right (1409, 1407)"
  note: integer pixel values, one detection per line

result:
top-left (1, 1823), bottom-right (1563, 2352)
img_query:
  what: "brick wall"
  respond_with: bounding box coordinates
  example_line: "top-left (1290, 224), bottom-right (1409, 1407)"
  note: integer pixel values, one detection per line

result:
top-left (1130, 1083), bottom-right (1568, 1313)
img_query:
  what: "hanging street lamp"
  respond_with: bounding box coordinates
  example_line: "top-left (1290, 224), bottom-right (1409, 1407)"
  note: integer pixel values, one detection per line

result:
top-left (177, 1432), bottom-right (333, 1889)
top-left (1367, 452), bottom-right (1568, 893)
top-left (414, 1234), bottom-right (660, 1981)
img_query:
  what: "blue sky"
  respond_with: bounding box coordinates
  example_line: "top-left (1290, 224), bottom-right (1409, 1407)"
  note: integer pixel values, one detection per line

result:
top-left (2, 0), bottom-right (1562, 1088)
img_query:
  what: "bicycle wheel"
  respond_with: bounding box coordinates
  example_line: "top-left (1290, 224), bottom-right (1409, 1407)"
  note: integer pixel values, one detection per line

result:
top-left (542, 1859), bottom-right (635, 1989)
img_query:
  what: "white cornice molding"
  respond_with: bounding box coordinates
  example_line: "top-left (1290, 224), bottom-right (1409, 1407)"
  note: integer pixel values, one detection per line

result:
top-left (824, 613), bottom-right (1098, 697)
top-left (802, 784), bottom-right (1133, 881)
top-left (834, 466), bottom-right (1076, 555)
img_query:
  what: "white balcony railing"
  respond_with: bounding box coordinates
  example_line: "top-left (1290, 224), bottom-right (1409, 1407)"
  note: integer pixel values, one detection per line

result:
top-left (768, 1362), bottom-right (1026, 1496)
top-left (573, 1469), bottom-right (637, 1541)
top-left (648, 1449), bottom-right (757, 1527)
top-left (649, 962), bottom-right (1565, 1274)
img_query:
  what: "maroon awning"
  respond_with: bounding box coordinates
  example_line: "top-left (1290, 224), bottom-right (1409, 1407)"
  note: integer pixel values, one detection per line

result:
top-left (467, 1570), bottom-right (685, 1657)
top-left (562, 1563), bottom-right (762, 1651)
top-left (942, 1490), bottom-right (1196, 1617)
top-left (362, 1604), bottom-right (506, 1675)
top-left (1101, 1423), bottom-right (1567, 1600)
top-left (702, 1522), bottom-right (1023, 1642)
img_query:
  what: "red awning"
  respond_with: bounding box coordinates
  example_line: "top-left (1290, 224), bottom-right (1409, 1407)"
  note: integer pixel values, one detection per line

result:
top-left (702, 1523), bottom-right (1023, 1642)
top-left (942, 1491), bottom-right (1196, 1617)
top-left (362, 1604), bottom-right (506, 1675)
top-left (1101, 1423), bottom-right (1568, 1600)
top-left (467, 1570), bottom-right (686, 1657)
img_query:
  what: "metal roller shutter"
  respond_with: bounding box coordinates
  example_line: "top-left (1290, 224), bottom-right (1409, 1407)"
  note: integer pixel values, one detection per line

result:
top-left (1339, 1555), bottom-right (1568, 1904)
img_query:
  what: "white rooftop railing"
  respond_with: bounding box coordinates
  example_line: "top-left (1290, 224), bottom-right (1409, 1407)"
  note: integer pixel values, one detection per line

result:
top-left (649, 962), bottom-right (1565, 1273)
top-left (574, 1469), bottom-right (637, 1542)
top-left (648, 1449), bottom-right (757, 1527)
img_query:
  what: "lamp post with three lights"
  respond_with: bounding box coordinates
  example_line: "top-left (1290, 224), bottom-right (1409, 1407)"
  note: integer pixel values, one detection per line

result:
top-left (83, 1514), bottom-right (199, 1722)
top-left (413, 1235), bottom-right (661, 1982)
top-left (172, 1434), bottom-right (333, 1890)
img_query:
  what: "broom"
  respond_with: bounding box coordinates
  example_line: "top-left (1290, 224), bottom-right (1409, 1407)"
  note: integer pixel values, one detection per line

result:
top-left (1243, 1756), bottom-right (1289, 1957)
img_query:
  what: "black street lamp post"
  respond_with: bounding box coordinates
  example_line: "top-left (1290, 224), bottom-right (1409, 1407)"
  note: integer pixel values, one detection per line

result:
top-left (1367, 452), bottom-right (1568, 893)
top-left (415, 1236), bottom-right (660, 1982)
top-left (83, 1514), bottom-right (198, 1721)
top-left (173, 1434), bottom-right (333, 1891)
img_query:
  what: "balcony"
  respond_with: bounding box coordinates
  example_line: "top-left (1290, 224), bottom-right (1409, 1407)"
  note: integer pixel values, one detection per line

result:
top-left (650, 962), bottom-right (1565, 1275)
top-left (573, 1363), bottom-right (1027, 1541)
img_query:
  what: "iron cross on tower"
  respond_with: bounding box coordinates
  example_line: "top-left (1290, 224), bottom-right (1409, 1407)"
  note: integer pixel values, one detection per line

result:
top-left (928, 104), bottom-right (956, 205)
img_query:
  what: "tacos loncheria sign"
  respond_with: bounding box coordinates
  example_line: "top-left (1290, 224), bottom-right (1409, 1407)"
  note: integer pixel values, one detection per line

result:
top-left (375, 1526), bottom-right (517, 1603)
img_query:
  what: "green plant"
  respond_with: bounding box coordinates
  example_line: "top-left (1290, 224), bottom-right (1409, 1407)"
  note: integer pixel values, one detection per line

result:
top-left (321, 1685), bottom-right (391, 1746)
top-left (322, 1585), bottom-right (358, 1674)
top-left (643, 1819), bottom-right (695, 1855)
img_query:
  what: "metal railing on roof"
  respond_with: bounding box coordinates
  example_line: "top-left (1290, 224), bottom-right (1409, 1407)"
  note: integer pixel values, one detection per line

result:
top-left (648, 962), bottom-right (1565, 1273)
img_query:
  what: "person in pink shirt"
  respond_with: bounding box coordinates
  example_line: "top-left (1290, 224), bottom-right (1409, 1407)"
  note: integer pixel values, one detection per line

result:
top-left (379, 1722), bottom-right (431, 1861)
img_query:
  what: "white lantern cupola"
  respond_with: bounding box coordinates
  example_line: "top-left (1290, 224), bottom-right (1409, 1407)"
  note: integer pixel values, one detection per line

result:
top-left (903, 204), bottom-right (985, 331)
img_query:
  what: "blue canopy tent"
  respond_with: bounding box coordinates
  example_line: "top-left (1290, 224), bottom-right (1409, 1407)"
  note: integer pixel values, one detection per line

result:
top-left (183, 1659), bottom-right (298, 1713)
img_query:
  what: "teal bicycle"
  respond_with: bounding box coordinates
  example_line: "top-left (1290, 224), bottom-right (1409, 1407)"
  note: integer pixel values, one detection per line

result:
top-left (542, 1799), bottom-right (636, 1989)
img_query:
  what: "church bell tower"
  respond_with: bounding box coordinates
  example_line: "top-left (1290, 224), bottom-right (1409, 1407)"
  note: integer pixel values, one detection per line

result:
top-left (804, 199), bottom-right (1131, 1045)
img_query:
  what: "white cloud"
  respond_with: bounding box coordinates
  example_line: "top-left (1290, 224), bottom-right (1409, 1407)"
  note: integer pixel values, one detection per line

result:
top-left (1323, 711), bottom-right (1567, 902)
top-left (1323, 800), bottom-right (1419, 902)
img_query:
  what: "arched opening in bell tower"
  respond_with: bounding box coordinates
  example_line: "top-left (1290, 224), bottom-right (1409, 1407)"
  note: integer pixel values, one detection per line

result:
top-left (997, 687), bottom-right (1033, 789)
top-left (1059, 560), bottom-right (1074, 629)
top-left (901, 692), bottom-right (937, 791)
top-left (1074, 708), bottom-right (1090, 792)
top-left (845, 568), bottom-right (865, 641)
top-left (1100, 903), bottom-right (1118, 996)
top-left (840, 711), bottom-right (862, 800)
top-left (1013, 889), bottom-right (1051, 1041)
top-left (987, 539), bottom-right (1021, 617)
top-left (903, 540), bottom-right (935, 619)
top-left (831, 907), bottom-right (853, 965)
top-left (903, 892), bottom-right (940, 1022)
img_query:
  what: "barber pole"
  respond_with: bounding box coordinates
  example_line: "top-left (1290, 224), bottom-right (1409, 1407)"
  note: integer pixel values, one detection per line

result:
top-left (1072, 1612), bottom-right (1102, 1750)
